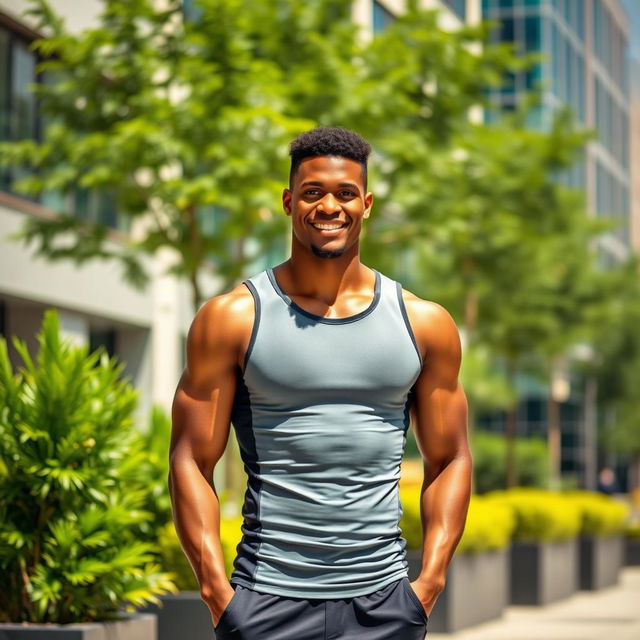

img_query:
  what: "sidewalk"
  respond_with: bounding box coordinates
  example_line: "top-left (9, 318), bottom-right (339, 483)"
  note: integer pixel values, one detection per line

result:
top-left (426, 566), bottom-right (640, 640)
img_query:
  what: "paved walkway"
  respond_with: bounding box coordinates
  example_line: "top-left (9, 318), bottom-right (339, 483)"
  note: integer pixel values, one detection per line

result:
top-left (427, 566), bottom-right (640, 640)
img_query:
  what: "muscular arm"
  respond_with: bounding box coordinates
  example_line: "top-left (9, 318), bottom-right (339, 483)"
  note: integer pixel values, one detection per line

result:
top-left (407, 298), bottom-right (472, 615)
top-left (167, 290), bottom-right (251, 625)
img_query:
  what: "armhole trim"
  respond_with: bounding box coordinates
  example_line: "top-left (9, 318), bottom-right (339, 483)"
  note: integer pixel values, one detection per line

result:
top-left (395, 281), bottom-right (424, 368)
top-left (242, 279), bottom-right (261, 374)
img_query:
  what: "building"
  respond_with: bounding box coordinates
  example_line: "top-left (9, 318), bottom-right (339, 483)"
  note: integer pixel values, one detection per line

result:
top-left (478, 0), bottom-right (633, 490)
top-left (353, 0), bottom-right (480, 33)
top-left (631, 56), bottom-right (640, 251)
top-left (625, 0), bottom-right (640, 253)
top-left (483, 0), bottom-right (631, 262)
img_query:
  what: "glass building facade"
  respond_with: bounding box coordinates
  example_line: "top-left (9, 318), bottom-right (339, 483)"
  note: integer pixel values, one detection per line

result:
top-left (443, 0), bottom-right (467, 20)
top-left (483, 0), bottom-right (631, 249)
top-left (373, 0), bottom-right (396, 31)
top-left (480, 0), bottom-right (632, 488)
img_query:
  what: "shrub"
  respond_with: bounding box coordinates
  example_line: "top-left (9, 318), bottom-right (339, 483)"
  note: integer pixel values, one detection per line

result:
top-left (399, 485), bottom-right (422, 550)
top-left (138, 405), bottom-right (173, 539)
top-left (565, 490), bottom-right (629, 536)
top-left (471, 430), bottom-right (548, 493)
top-left (456, 495), bottom-right (516, 553)
top-left (485, 487), bottom-right (581, 542)
top-left (400, 486), bottom-right (516, 553)
top-left (0, 309), bottom-right (176, 623)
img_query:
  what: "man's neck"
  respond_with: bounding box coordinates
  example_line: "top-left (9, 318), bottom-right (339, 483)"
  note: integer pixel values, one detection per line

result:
top-left (274, 254), bottom-right (374, 305)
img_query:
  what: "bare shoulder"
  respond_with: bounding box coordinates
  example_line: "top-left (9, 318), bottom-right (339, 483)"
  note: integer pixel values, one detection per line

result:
top-left (187, 282), bottom-right (256, 371)
top-left (399, 287), bottom-right (462, 361)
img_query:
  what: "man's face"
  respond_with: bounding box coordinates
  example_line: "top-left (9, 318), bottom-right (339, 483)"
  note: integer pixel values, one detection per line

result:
top-left (282, 155), bottom-right (373, 259)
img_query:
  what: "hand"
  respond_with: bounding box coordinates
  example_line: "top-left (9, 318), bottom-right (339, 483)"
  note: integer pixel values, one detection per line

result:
top-left (409, 576), bottom-right (444, 618)
top-left (202, 582), bottom-right (236, 627)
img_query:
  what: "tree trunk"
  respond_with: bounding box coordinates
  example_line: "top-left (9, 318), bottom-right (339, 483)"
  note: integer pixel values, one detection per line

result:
top-left (463, 287), bottom-right (477, 494)
top-left (224, 237), bottom-right (246, 509)
top-left (628, 453), bottom-right (640, 493)
top-left (547, 391), bottom-right (561, 490)
top-left (505, 359), bottom-right (518, 489)
top-left (505, 405), bottom-right (518, 488)
top-left (582, 376), bottom-right (598, 491)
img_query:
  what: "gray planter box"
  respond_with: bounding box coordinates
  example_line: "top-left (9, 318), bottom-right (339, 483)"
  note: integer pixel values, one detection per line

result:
top-left (405, 546), bottom-right (508, 634)
top-left (624, 536), bottom-right (640, 566)
top-left (0, 612), bottom-right (155, 640)
top-left (579, 534), bottom-right (623, 590)
top-left (137, 591), bottom-right (214, 640)
top-left (509, 538), bottom-right (578, 605)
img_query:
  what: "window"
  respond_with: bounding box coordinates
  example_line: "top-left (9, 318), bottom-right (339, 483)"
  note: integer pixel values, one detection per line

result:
top-left (0, 26), bottom-right (39, 197)
top-left (442, 0), bottom-right (466, 20)
top-left (89, 327), bottom-right (117, 359)
top-left (372, 1), bottom-right (395, 32)
top-left (0, 298), bottom-right (6, 339)
top-left (182, 0), bottom-right (203, 22)
top-left (0, 22), bottom-right (121, 230)
top-left (524, 15), bottom-right (541, 51)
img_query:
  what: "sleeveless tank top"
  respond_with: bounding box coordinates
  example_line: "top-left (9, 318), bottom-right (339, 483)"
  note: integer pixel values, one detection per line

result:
top-left (228, 266), bottom-right (423, 598)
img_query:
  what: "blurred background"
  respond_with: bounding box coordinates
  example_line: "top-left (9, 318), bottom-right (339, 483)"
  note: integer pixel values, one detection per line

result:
top-left (1, 0), bottom-right (640, 632)
top-left (1, 0), bottom-right (639, 502)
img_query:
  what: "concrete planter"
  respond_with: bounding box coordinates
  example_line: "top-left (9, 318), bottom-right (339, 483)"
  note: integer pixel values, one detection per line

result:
top-left (624, 536), bottom-right (640, 566)
top-left (579, 534), bottom-right (623, 590)
top-left (0, 611), bottom-right (156, 640)
top-left (405, 546), bottom-right (509, 633)
top-left (509, 538), bottom-right (578, 605)
top-left (137, 591), bottom-right (214, 640)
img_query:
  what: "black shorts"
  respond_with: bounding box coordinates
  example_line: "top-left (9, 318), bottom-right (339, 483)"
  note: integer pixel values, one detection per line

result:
top-left (213, 576), bottom-right (429, 639)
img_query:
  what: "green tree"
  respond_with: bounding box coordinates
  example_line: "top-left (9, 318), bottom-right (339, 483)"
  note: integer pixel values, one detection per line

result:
top-left (376, 98), bottom-right (610, 487)
top-left (1, 0), bottom-right (312, 312)
top-left (0, 0), bottom-right (523, 313)
top-left (580, 256), bottom-right (640, 489)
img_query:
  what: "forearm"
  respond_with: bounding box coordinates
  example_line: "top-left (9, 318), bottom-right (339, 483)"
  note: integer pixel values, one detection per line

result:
top-left (168, 458), bottom-right (229, 600)
top-left (418, 453), bottom-right (472, 587)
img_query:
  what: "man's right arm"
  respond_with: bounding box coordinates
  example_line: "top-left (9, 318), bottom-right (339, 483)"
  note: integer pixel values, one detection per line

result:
top-left (167, 292), bottom-right (248, 625)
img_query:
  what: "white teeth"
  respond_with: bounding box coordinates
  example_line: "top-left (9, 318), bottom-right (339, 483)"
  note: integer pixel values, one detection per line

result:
top-left (311, 223), bottom-right (345, 230)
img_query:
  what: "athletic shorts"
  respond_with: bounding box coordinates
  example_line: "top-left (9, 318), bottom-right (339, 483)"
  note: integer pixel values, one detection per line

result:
top-left (213, 576), bottom-right (429, 639)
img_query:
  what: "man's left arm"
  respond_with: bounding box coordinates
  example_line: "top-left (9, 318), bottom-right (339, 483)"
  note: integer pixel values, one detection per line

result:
top-left (407, 300), bottom-right (473, 616)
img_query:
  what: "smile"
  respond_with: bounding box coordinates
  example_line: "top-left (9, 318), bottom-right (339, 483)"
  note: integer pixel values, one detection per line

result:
top-left (309, 221), bottom-right (349, 234)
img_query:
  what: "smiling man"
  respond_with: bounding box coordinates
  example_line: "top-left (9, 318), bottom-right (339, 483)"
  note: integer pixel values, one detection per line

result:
top-left (168, 126), bottom-right (472, 639)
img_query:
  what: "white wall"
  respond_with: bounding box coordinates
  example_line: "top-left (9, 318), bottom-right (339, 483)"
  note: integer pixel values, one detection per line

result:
top-left (0, 0), bottom-right (103, 34)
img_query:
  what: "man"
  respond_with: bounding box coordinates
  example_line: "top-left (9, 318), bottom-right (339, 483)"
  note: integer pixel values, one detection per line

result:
top-left (168, 126), bottom-right (472, 639)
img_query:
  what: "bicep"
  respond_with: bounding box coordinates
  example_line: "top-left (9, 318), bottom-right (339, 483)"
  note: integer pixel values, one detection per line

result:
top-left (409, 304), bottom-right (469, 468)
top-left (169, 299), bottom-right (238, 477)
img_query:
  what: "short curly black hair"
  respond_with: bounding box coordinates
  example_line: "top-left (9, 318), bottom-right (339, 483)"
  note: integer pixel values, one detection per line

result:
top-left (288, 126), bottom-right (372, 189)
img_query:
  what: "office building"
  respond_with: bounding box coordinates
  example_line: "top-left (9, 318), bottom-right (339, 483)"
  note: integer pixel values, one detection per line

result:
top-left (479, 0), bottom-right (633, 489)
top-left (483, 0), bottom-right (631, 260)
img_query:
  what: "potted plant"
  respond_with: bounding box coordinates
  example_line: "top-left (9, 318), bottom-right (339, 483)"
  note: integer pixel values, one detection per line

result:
top-left (567, 490), bottom-right (628, 590)
top-left (485, 488), bottom-right (582, 606)
top-left (624, 488), bottom-right (640, 566)
top-left (625, 521), bottom-right (640, 566)
top-left (0, 309), bottom-right (176, 638)
top-left (400, 488), bottom-right (515, 633)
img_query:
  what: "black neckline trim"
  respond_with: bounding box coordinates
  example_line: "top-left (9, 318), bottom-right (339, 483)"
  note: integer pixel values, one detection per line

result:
top-left (266, 268), bottom-right (381, 324)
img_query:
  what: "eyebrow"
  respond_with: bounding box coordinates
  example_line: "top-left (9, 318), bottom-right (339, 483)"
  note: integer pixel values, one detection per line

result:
top-left (300, 181), bottom-right (360, 191)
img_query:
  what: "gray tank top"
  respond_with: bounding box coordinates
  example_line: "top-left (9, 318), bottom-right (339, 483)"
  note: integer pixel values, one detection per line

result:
top-left (229, 266), bottom-right (423, 598)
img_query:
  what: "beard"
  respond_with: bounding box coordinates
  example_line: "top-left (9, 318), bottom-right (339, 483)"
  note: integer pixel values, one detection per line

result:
top-left (310, 243), bottom-right (346, 259)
